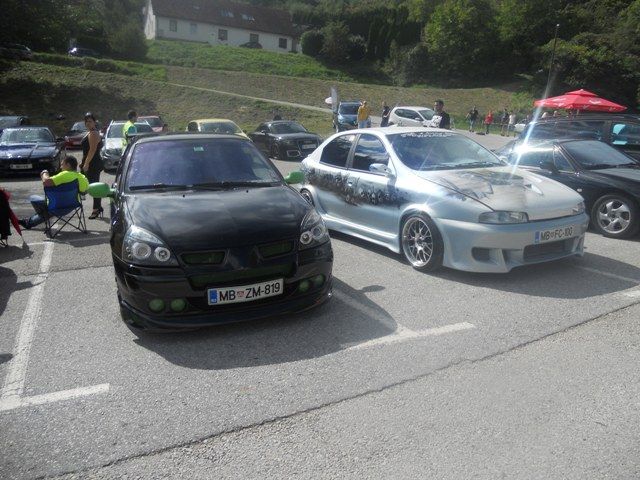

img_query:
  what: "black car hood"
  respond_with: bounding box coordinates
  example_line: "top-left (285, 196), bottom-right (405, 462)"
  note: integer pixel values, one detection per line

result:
top-left (124, 186), bottom-right (309, 252)
top-left (0, 143), bottom-right (58, 160)
top-left (274, 133), bottom-right (319, 142)
top-left (579, 167), bottom-right (640, 186)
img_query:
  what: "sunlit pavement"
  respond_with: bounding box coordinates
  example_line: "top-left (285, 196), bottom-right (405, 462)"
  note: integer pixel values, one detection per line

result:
top-left (1, 140), bottom-right (639, 479)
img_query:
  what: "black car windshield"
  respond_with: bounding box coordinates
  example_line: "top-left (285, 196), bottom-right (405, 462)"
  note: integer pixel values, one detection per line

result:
top-left (126, 138), bottom-right (282, 190)
top-left (339, 104), bottom-right (359, 115)
top-left (563, 140), bottom-right (638, 169)
top-left (389, 132), bottom-right (503, 170)
top-left (199, 121), bottom-right (242, 134)
top-left (270, 122), bottom-right (308, 134)
top-left (0, 128), bottom-right (54, 144)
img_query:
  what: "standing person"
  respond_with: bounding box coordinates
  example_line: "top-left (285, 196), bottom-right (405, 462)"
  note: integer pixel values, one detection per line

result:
top-left (357, 101), bottom-right (371, 128)
top-left (484, 110), bottom-right (494, 134)
top-left (122, 110), bottom-right (137, 147)
top-left (466, 106), bottom-right (479, 132)
top-left (508, 111), bottom-right (517, 136)
top-left (81, 112), bottom-right (104, 219)
top-left (428, 99), bottom-right (451, 129)
top-left (500, 108), bottom-right (509, 136)
top-left (380, 102), bottom-right (391, 127)
top-left (18, 156), bottom-right (89, 229)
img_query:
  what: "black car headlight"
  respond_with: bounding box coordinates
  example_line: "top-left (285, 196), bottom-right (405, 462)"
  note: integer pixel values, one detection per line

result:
top-left (299, 210), bottom-right (329, 250)
top-left (122, 226), bottom-right (178, 266)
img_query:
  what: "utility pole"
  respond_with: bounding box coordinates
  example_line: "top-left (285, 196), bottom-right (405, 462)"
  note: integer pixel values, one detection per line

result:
top-left (545, 23), bottom-right (560, 98)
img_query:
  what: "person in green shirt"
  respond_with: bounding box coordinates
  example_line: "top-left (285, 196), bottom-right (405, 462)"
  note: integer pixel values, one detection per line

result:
top-left (19, 156), bottom-right (89, 229)
top-left (122, 110), bottom-right (138, 147)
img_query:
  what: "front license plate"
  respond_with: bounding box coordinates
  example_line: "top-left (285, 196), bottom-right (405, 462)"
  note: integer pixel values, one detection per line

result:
top-left (208, 278), bottom-right (284, 305)
top-left (10, 163), bottom-right (32, 170)
top-left (301, 144), bottom-right (316, 149)
top-left (534, 225), bottom-right (576, 244)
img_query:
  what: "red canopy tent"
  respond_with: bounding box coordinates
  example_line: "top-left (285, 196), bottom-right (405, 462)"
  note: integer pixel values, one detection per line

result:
top-left (534, 89), bottom-right (627, 112)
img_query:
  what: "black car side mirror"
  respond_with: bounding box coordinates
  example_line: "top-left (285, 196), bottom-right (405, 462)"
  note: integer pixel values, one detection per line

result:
top-left (539, 160), bottom-right (559, 173)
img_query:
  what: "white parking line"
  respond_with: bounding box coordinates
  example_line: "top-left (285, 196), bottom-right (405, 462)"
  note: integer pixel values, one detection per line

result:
top-left (0, 241), bottom-right (109, 412)
top-left (27, 234), bottom-right (110, 247)
top-left (574, 265), bottom-right (640, 285)
top-left (333, 290), bottom-right (475, 350)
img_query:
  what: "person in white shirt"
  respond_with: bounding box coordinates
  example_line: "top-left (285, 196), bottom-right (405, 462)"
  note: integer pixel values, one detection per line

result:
top-left (508, 112), bottom-right (517, 136)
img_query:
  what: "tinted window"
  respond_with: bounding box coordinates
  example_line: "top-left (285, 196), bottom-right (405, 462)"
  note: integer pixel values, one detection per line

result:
top-left (352, 134), bottom-right (389, 172)
top-left (553, 149), bottom-right (574, 172)
top-left (526, 122), bottom-right (556, 139)
top-left (389, 132), bottom-right (502, 170)
top-left (320, 135), bottom-right (354, 168)
top-left (338, 104), bottom-right (359, 115)
top-left (141, 117), bottom-right (162, 127)
top-left (563, 140), bottom-right (638, 169)
top-left (199, 121), bottom-right (241, 134)
top-left (126, 139), bottom-right (281, 189)
top-left (612, 122), bottom-right (640, 146)
top-left (555, 120), bottom-right (604, 140)
top-left (270, 122), bottom-right (307, 134)
top-left (509, 149), bottom-right (554, 168)
top-left (419, 109), bottom-right (434, 120)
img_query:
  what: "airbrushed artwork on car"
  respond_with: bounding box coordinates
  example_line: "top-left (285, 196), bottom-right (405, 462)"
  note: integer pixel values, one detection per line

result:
top-left (302, 165), bottom-right (410, 207)
top-left (433, 169), bottom-right (544, 202)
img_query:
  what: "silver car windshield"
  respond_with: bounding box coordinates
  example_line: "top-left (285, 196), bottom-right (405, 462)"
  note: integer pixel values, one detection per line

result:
top-left (389, 132), bottom-right (504, 170)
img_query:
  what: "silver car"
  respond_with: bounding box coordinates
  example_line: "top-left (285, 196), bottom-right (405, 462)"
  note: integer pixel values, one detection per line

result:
top-left (101, 121), bottom-right (154, 171)
top-left (299, 127), bottom-right (589, 273)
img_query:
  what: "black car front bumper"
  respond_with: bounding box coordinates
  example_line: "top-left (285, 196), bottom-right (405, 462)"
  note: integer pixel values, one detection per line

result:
top-left (114, 241), bottom-right (333, 330)
top-left (0, 157), bottom-right (59, 175)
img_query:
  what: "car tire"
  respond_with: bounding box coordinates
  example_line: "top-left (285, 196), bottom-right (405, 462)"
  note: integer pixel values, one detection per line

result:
top-left (591, 194), bottom-right (640, 238)
top-left (400, 213), bottom-right (444, 272)
top-left (300, 189), bottom-right (314, 206)
top-left (270, 143), bottom-right (280, 160)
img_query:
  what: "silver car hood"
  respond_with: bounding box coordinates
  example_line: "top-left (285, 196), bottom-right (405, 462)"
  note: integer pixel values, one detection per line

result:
top-left (415, 166), bottom-right (582, 220)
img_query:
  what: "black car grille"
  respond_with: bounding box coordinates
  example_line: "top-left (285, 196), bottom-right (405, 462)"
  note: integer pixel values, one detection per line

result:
top-left (188, 263), bottom-right (295, 289)
top-left (258, 240), bottom-right (294, 258)
top-left (523, 240), bottom-right (568, 262)
top-left (181, 251), bottom-right (226, 265)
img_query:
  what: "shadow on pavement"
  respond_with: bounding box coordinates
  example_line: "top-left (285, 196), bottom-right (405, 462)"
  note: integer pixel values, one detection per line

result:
top-left (0, 266), bottom-right (34, 317)
top-left (133, 278), bottom-right (395, 370)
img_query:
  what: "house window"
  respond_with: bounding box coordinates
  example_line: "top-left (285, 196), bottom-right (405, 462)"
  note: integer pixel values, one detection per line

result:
top-left (279, 38), bottom-right (287, 49)
top-left (250, 33), bottom-right (259, 43)
top-left (169, 19), bottom-right (177, 32)
top-left (218, 29), bottom-right (228, 41)
top-left (190, 23), bottom-right (197, 35)
top-left (221, 9), bottom-right (234, 18)
top-left (241, 14), bottom-right (255, 21)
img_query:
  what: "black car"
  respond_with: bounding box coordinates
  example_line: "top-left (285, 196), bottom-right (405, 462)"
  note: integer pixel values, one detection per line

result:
top-left (520, 114), bottom-right (640, 160)
top-left (0, 43), bottom-right (33, 60)
top-left (0, 126), bottom-right (65, 176)
top-left (91, 134), bottom-right (333, 331)
top-left (249, 120), bottom-right (322, 160)
top-left (498, 138), bottom-right (640, 238)
top-left (68, 46), bottom-right (101, 58)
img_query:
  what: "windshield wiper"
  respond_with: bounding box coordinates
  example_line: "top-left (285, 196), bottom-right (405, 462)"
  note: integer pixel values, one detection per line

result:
top-left (191, 181), bottom-right (277, 189)
top-left (129, 183), bottom-right (192, 191)
top-left (585, 163), bottom-right (619, 170)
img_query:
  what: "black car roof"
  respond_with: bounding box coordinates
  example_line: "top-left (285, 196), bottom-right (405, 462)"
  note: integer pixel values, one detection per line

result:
top-left (134, 133), bottom-right (252, 144)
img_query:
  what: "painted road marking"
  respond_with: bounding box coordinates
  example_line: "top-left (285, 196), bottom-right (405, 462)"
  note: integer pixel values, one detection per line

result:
top-left (0, 242), bottom-right (110, 412)
top-left (28, 233), bottom-right (110, 247)
top-left (333, 290), bottom-right (475, 351)
top-left (575, 266), bottom-right (640, 285)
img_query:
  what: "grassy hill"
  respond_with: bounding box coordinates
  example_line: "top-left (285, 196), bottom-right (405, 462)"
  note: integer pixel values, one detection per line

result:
top-left (0, 61), bottom-right (332, 135)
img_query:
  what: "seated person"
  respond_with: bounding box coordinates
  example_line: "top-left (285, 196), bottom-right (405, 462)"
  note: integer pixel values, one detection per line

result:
top-left (19, 156), bottom-right (89, 229)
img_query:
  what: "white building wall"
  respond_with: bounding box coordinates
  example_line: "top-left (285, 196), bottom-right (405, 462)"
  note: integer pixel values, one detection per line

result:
top-left (144, 1), bottom-right (156, 40)
top-left (154, 16), bottom-right (295, 53)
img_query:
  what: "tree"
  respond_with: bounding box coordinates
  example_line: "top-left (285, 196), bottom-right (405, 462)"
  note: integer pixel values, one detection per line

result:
top-left (347, 35), bottom-right (367, 61)
top-left (321, 21), bottom-right (350, 63)
top-left (300, 30), bottom-right (324, 57)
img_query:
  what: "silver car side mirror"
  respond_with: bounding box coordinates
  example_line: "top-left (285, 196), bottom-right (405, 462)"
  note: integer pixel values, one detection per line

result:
top-left (369, 163), bottom-right (394, 177)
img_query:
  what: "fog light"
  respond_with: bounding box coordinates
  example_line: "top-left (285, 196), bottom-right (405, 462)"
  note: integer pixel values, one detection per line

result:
top-left (298, 280), bottom-right (311, 293)
top-left (170, 298), bottom-right (186, 312)
top-left (148, 299), bottom-right (165, 312)
top-left (312, 274), bottom-right (325, 287)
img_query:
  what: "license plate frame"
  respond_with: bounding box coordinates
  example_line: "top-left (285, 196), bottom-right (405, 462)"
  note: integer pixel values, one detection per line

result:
top-left (534, 225), bottom-right (577, 244)
top-left (301, 143), bottom-right (316, 150)
top-left (10, 163), bottom-right (32, 170)
top-left (207, 278), bottom-right (284, 305)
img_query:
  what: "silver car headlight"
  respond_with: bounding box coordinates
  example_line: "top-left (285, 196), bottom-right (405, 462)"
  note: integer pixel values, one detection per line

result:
top-left (572, 202), bottom-right (585, 215)
top-left (479, 211), bottom-right (529, 224)
top-left (123, 226), bottom-right (178, 266)
top-left (299, 210), bottom-right (329, 250)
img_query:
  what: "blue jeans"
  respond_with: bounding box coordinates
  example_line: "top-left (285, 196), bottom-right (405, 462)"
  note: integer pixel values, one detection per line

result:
top-left (26, 195), bottom-right (48, 228)
top-left (358, 120), bottom-right (368, 128)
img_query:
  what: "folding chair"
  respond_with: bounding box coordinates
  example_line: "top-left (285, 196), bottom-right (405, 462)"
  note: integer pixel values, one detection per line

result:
top-left (43, 180), bottom-right (87, 239)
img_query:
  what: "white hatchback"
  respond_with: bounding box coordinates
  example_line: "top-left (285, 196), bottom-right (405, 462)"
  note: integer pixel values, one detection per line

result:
top-left (388, 106), bottom-right (435, 127)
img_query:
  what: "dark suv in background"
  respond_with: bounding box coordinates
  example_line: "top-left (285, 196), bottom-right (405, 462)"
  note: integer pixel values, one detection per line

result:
top-left (521, 114), bottom-right (640, 159)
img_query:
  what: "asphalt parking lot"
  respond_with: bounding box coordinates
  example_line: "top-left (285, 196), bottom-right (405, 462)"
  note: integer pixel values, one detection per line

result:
top-left (1, 133), bottom-right (640, 479)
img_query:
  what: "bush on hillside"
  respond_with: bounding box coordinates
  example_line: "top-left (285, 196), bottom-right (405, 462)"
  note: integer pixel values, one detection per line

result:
top-left (321, 21), bottom-right (350, 64)
top-left (347, 35), bottom-right (367, 61)
top-left (300, 30), bottom-right (324, 57)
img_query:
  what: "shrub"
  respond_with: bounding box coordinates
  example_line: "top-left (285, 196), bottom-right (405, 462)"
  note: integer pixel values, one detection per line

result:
top-left (321, 21), bottom-right (350, 64)
top-left (301, 30), bottom-right (324, 57)
top-left (347, 35), bottom-right (367, 61)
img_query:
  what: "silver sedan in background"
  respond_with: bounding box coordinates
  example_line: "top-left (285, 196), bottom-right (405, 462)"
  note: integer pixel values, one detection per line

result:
top-left (299, 128), bottom-right (589, 273)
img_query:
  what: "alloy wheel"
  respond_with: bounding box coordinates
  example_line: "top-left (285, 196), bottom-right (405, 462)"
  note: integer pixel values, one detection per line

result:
top-left (596, 198), bottom-right (631, 234)
top-left (401, 217), bottom-right (434, 267)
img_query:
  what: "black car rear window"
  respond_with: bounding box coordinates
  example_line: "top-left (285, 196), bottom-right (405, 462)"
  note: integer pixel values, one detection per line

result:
top-left (125, 138), bottom-right (282, 190)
